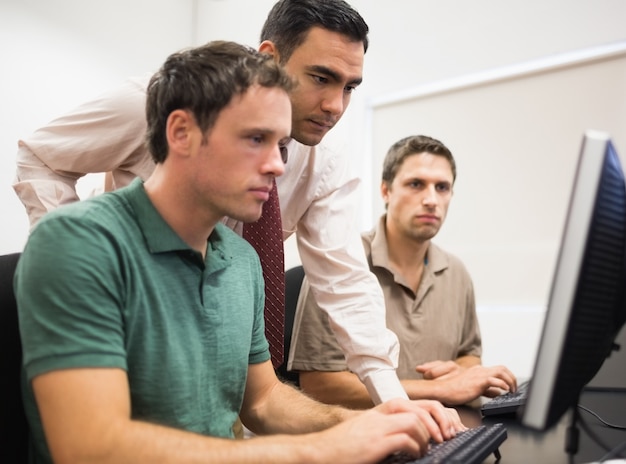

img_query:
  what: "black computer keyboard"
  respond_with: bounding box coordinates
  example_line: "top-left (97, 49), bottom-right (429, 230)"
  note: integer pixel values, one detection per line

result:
top-left (379, 422), bottom-right (507, 464)
top-left (480, 380), bottom-right (530, 416)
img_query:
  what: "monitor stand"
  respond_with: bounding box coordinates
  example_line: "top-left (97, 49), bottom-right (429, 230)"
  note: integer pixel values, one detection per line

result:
top-left (587, 325), bottom-right (626, 390)
top-left (565, 402), bottom-right (581, 457)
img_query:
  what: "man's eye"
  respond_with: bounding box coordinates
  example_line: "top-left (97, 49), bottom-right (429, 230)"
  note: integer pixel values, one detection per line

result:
top-left (312, 75), bottom-right (328, 84)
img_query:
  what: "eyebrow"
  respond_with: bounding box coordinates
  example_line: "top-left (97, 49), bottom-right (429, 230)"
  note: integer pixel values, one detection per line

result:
top-left (307, 65), bottom-right (363, 87)
top-left (243, 127), bottom-right (289, 138)
top-left (405, 177), bottom-right (452, 185)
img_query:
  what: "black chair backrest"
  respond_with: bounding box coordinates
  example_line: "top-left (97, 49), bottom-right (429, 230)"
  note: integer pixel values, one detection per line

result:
top-left (0, 252), bottom-right (28, 462)
top-left (276, 265), bottom-right (305, 385)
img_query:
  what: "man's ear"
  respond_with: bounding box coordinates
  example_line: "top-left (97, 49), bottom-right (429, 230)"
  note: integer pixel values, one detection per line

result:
top-left (259, 40), bottom-right (281, 63)
top-left (380, 181), bottom-right (390, 204)
top-left (166, 109), bottom-right (194, 157)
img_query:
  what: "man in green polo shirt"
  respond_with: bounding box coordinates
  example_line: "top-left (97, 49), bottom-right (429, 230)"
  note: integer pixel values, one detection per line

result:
top-left (15, 43), bottom-right (463, 464)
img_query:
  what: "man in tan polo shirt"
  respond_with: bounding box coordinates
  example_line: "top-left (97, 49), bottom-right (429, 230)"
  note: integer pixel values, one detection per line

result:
top-left (290, 134), bottom-right (518, 408)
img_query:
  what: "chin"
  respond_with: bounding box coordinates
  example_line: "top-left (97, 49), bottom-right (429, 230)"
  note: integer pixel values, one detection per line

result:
top-left (249, 211), bottom-right (264, 223)
top-left (293, 128), bottom-right (325, 147)
top-left (230, 210), bottom-right (262, 224)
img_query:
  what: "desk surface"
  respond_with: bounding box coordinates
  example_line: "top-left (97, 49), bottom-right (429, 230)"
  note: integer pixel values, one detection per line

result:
top-left (460, 389), bottom-right (626, 463)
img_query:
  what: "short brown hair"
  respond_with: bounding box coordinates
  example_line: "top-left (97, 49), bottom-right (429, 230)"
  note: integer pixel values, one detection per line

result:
top-left (381, 135), bottom-right (456, 186)
top-left (146, 40), bottom-right (294, 163)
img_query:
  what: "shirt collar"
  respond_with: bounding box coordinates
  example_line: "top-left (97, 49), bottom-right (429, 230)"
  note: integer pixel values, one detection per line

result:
top-left (123, 178), bottom-right (230, 271)
top-left (368, 215), bottom-right (392, 271)
top-left (368, 214), bottom-right (448, 274)
top-left (280, 138), bottom-right (293, 164)
top-left (123, 178), bottom-right (190, 254)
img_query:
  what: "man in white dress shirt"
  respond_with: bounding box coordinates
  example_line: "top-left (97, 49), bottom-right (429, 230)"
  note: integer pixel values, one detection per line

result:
top-left (14, 0), bottom-right (413, 404)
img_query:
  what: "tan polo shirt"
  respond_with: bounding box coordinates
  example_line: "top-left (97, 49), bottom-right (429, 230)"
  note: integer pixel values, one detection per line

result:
top-left (289, 215), bottom-right (482, 379)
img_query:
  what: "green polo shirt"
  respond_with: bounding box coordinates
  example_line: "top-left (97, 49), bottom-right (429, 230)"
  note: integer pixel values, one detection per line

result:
top-left (16, 178), bottom-right (270, 463)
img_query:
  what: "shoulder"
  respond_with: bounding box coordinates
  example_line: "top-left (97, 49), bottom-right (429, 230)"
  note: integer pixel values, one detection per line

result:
top-left (88, 74), bottom-right (150, 125)
top-left (429, 242), bottom-right (472, 279)
top-left (19, 194), bottom-right (137, 293)
top-left (31, 191), bottom-right (134, 251)
top-left (40, 191), bottom-right (129, 226)
top-left (282, 141), bottom-right (350, 180)
top-left (95, 73), bottom-right (150, 106)
top-left (360, 227), bottom-right (376, 254)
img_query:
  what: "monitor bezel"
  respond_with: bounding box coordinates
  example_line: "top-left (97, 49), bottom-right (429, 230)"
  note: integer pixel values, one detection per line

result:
top-left (520, 130), bottom-right (623, 430)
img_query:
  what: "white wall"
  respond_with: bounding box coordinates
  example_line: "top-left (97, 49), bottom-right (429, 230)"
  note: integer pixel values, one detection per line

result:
top-left (2, 0), bottom-right (626, 378)
top-left (0, 0), bottom-right (193, 254)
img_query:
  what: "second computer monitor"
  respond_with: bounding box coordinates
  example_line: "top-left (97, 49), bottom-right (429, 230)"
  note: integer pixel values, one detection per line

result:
top-left (519, 130), bottom-right (626, 431)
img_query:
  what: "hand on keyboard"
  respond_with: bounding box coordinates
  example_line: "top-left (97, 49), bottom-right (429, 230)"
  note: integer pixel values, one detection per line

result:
top-left (379, 423), bottom-right (508, 464)
top-left (481, 380), bottom-right (530, 416)
top-left (413, 361), bottom-right (518, 406)
top-left (408, 399), bottom-right (467, 442)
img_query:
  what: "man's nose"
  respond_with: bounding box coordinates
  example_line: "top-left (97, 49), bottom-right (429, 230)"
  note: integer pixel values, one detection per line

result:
top-left (422, 186), bottom-right (438, 205)
top-left (320, 89), bottom-right (345, 116)
top-left (265, 145), bottom-right (286, 177)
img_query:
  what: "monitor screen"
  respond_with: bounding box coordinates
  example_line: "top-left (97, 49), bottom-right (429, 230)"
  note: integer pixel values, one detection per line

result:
top-left (519, 130), bottom-right (626, 431)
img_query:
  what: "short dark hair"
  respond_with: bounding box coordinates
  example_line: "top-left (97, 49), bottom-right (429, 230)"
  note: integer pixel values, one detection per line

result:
top-left (382, 135), bottom-right (457, 185)
top-left (260, 0), bottom-right (369, 64)
top-left (146, 40), bottom-right (294, 163)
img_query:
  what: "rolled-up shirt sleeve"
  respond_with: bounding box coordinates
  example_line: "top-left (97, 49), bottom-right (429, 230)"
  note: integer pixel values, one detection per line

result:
top-left (13, 74), bottom-right (155, 230)
top-left (279, 140), bottom-right (407, 403)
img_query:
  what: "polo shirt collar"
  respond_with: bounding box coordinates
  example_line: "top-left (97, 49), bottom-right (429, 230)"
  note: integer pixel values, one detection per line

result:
top-left (124, 178), bottom-right (191, 254)
top-left (369, 214), bottom-right (449, 275)
top-left (369, 215), bottom-right (392, 271)
top-left (123, 179), bottom-right (232, 274)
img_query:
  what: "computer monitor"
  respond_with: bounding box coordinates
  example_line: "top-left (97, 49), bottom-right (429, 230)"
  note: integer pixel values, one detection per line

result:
top-left (519, 130), bottom-right (626, 432)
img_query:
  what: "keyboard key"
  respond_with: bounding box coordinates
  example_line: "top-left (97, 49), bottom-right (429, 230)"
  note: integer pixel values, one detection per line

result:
top-left (481, 380), bottom-right (530, 416)
top-left (379, 422), bottom-right (507, 464)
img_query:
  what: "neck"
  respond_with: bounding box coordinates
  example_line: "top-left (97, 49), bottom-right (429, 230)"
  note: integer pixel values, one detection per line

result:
top-left (385, 222), bottom-right (429, 292)
top-left (144, 169), bottom-right (217, 257)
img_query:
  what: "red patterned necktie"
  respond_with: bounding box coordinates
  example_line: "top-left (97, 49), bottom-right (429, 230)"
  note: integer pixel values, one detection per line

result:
top-left (243, 179), bottom-right (285, 368)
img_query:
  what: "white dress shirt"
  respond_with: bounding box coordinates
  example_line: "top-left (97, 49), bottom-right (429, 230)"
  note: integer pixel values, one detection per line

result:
top-left (13, 75), bottom-right (406, 403)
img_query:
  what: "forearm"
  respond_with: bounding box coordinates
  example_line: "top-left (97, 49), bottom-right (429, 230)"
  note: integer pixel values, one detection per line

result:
top-left (401, 378), bottom-right (458, 404)
top-left (455, 355), bottom-right (481, 369)
top-left (241, 379), bottom-right (357, 434)
top-left (34, 368), bottom-right (335, 464)
top-left (299, 371), bottom-right (478, 407)
top-left (404, 360), bottom-right (516, 406)
top-left (13, 76), bottom-right (152, 229)
top-left (298, 370), bottom-right (474, 410)
top-left (51, 416), bottom-right (333, 464)
top-left (299, 370), bottom-right (375, 410)
top-left (14, 144), bottom-right (82, 228)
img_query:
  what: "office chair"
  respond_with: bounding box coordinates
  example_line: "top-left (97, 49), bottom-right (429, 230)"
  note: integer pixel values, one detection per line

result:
top-left (0, 252), bottom-right (29, 462)
top-left (276, 265), bottom-right (305, 385)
